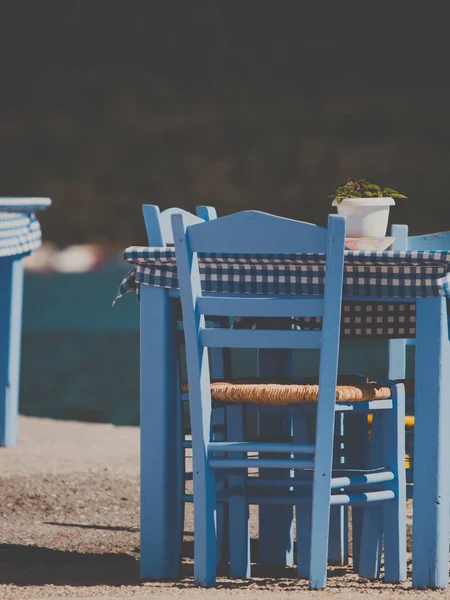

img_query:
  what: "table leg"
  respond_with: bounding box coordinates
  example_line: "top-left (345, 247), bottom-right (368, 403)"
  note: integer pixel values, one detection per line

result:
top-left (388, 339), bottom-right (407, 380)
top-left (0, 257), bottom-right (24, 447)
top-left (258, 348), bottom-right (294, 567)
top-left (412, 297), bottom-right (450, 588)
top-left (140, 285), bottom-right (183, 579)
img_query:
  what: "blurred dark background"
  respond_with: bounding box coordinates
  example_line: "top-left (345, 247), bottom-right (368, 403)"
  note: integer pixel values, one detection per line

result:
top-left (2, 2), bottom-right (450, 248)
top-left (0, 2), bottom-right (445, 424)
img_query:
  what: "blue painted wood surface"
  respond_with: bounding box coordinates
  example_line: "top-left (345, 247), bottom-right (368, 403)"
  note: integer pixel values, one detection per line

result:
top-left (294, 410), bottom-right (313, 577)
top-left (139, 284), bottom-right (183, 579)
top-left (408, 229), bottom-right (450, 251)
top-left (187, 210), bottom-right (328, 254)
top-left (0, 257), bottom-right (24, 446)
top-left (384, 221), bottom-right (450, 588)
top-left (143, 205), bottom-right (216, 247)
top-left (388, 225), bottom-right (409, 381)
top-left (358, 411), bottom-right (383, 578)
top-left (413, 297), bottom-right (450, 588)
top-left (328, 412), bottom-right (348, 567)
top-left (172, 211), bottom-right (217, 586)
top-left (381, 384), bottom-right (407, 582)
top-left (309, 215), bottom-right (346, 589)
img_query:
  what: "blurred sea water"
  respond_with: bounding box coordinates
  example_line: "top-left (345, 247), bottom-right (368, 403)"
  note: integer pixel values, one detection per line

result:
top-left (21, 257), bottom-right (141, 425)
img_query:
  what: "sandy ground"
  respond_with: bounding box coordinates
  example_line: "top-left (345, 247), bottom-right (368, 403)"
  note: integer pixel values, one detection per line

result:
top-left (0, 416), bottom-right (446, 600)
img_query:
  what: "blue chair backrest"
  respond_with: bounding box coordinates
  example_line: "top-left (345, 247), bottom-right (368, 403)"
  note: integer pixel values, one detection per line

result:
top-left (172, 209), bottom-right (346, 452)
top-left (142, 205), bottom-right (217, 247)
top-left (391, 224), bottom-right (450, 251)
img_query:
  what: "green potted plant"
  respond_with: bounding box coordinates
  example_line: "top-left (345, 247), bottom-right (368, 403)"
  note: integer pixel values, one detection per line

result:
top-left (330, 178), bottom-right (407, 237)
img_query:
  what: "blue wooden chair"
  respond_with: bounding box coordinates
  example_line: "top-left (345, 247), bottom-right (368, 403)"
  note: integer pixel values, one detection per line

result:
top-left (173, 210), bottom-right (406, 588)
top-left (142, 204), bottom-right (230, 564)
top-left (142, 205), bottom-right (218, 248)
top-left (143, 206), bottom-right (306, 570)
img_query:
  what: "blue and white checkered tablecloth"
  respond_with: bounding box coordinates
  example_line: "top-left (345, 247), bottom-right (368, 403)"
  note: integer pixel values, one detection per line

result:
top-left (0, 212), bottom-right (43, 258)
top-left (0, 198), bottom-right (51, 259)
top-left (115, 247), bottom-right (450, 338)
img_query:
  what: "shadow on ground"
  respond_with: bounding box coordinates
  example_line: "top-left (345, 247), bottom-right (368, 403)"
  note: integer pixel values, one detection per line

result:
top-left (0, 538), bottom-right (412, 592)
top-left (0, 544), bottom-right (139, 587)
top-left (45, 521), bottom-right (139, 533)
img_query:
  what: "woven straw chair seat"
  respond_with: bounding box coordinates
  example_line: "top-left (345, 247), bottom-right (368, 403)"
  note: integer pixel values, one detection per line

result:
top-left (181, 377), bottom-right (395, 406)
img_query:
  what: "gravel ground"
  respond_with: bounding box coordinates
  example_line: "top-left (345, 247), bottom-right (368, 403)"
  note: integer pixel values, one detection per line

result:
top-left (0, 416), bottom-right (446, 599)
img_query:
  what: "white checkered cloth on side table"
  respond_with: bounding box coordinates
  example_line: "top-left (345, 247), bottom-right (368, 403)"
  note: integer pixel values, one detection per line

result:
top-left (0, 198), bottom-right (51, 259)
top-left (115, 247), bottom-right (450, 339)
top-left (0, 212), bottom-right (43, 258)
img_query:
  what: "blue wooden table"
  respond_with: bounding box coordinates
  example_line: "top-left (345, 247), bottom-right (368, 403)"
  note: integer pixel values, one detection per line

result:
top-left (118, 247), bottom-right (450, 588)
top-left (0, 197), bottom-right (51, 446)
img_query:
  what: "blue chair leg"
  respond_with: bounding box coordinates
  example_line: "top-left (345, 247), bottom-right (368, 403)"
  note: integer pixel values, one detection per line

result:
top-left (382, 385), bottom-right (407, 582)
top-left (258, 348), bottom-right (294, 567)
top-left (211, 346), bottom-right (229, 567)
top-left (226, 404), bottom-right (250, 578)
top-left (309, 405), bottom-right (336, 589)
top-left (174, 349), bottom-right (187, 570)
top-left (192, 460), bottom-right (217, 586)
top-left (213, 405), bottom-right (227, 568)
top-left (294, 407), bottom-right (312, 578)
top-left (358, 412), bottom-right (383, 579)
top-left (0, 257), bottom-right (24, 447)
top-left (328, 412), bottom-right (349, 566)
top-left (345, 413), bottom-right (369, 572)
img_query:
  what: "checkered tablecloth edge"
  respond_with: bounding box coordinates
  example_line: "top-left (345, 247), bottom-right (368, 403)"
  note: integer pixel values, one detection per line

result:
top-left (116, 247), bottom-right (450, 301)
top-left (0, 213), bottom-right (43, 258)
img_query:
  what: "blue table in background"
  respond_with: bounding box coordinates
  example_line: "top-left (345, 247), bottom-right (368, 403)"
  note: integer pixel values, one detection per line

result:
top-left (0, 197), bottom-right (51, 446)
top-left (118, 247), bottom-right (450, 588)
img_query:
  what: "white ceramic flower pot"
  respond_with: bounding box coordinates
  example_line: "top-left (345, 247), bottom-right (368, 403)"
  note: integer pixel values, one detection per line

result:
top-left (331, 197), bottom-right (395, 237)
